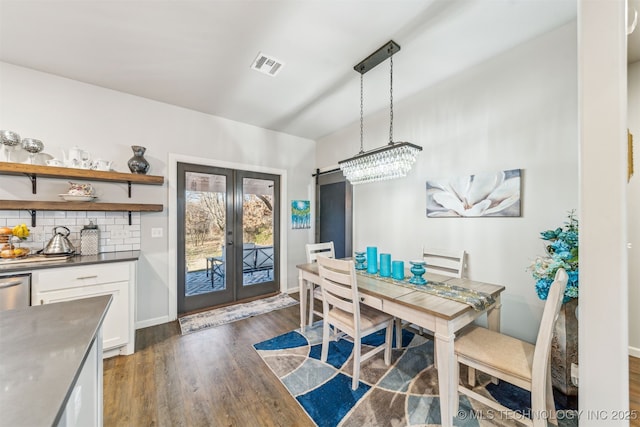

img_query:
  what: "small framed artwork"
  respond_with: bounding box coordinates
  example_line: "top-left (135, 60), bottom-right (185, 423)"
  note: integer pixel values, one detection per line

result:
top-left (291, 200), bottom-right (311, 229)
top-left (426, 169), bottom-right (521, 217)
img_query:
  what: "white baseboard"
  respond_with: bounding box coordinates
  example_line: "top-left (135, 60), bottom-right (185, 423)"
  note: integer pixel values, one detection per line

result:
top-left (630, 346), bottom-right (640, 358)
top-left (136, 315), bottom-right (170, 330)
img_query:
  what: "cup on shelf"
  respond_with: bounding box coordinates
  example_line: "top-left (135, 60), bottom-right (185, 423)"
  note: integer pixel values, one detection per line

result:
top-left (46, 159), bottom-right (64, 167)
top-left (93, 159), bottom-right (113, 171)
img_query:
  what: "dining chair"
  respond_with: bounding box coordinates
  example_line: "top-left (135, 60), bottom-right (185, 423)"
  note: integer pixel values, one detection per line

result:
top-left (454, 268), bottom-right (568, 427)
top-left (422, 247), bottom-right (467, 278)
top-left (316, 255), bottom-right (393, 390)
top-left (304, 242), bottom-right (335, 325)
top-left (395, 248), bottom-right (467, 346)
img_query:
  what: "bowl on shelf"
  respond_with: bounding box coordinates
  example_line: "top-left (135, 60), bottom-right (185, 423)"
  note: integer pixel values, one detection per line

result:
top-left (59, 194), bottom-right (98, 202)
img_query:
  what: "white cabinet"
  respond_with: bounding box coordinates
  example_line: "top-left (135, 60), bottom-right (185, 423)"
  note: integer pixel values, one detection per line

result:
top-left (57, 330), bottom-right (103, 427)
top-left (32, 261), bottom-right (136, 357)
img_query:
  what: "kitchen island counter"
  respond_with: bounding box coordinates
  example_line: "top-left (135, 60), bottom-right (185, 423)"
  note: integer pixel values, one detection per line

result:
top-left (0, 250), bottom-right (140, 274)
top-left (0, 295), bottom-right (111, 426)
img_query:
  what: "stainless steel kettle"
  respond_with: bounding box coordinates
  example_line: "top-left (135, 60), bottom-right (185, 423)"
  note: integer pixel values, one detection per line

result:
top-left (43, 226), bottom-right (75, 255)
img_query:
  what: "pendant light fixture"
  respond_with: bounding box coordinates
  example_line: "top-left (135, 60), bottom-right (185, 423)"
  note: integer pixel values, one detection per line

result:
top-left (339, 40), bottom-right (422, 185)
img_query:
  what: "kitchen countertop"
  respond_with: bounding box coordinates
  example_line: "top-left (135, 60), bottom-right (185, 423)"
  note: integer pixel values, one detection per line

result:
top-left (0, 295), bottom-right (112, 427)
top-left (0, 250), bottom-right (140, 274)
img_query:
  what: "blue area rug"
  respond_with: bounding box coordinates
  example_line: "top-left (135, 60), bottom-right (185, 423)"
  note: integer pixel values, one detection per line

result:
top-left (254, 322), bottom-right (578, 426)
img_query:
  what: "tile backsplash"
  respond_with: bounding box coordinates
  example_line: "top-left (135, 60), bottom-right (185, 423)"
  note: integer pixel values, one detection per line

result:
top-left (0, 210), bottom-right (141, 253)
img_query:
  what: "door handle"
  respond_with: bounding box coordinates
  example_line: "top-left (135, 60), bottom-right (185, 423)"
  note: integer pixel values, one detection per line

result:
top-left (0, 279), bottom-right (22, 289)
top-left (228, 241), bottom-right (234, 246)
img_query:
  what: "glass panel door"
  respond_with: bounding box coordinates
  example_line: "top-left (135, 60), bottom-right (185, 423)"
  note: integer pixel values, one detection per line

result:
top-left (178, 163), bottom-right (234, 313)
top-left (235, 171), bottom-right (279, 300)
top-left (177, 163), bottom-right (280, 314)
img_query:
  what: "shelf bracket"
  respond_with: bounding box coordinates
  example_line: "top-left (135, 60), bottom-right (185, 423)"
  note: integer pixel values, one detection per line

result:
top-left (127, 181), bottom-right (132, 198)
top-left (25, 173), bottom-right (37, 194)
top-left (128, 211), bottom-right (132, 225)
top-left (28, 210), bottom-right (36, 227)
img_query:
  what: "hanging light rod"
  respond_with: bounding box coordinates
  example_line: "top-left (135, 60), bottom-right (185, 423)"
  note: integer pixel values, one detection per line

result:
top-left (353, 40), bottom-right (400, 75)
top-left (339, 40), bottom-right (422, 185)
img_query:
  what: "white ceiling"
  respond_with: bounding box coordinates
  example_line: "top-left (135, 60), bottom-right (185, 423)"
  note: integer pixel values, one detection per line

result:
top-left (0, 1), bottom-right (635, 141)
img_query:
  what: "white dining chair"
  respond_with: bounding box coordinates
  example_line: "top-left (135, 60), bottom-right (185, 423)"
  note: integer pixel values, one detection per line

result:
top-left (316, 255), bottom-right (393, 390)
top-left (422, 247), bottom-right (467, 278)
top-left (304, 242), bottom-right (335, 325)
top-left (454, 268), bottom-right (568, 427)
top-left (395, 247), bottom-right (467, 346)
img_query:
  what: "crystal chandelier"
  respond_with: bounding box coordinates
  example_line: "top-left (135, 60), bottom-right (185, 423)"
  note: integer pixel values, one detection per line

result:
top-left (339, 40), bottom-right (422, 185)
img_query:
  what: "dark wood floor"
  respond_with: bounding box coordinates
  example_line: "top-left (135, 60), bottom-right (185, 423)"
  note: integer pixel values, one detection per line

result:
top-left (631, 355), bottom-right (640, 427)
top-left (104, 296), bottom-right (640, 427)
top-left (103, 300), bottom-right (313, 427)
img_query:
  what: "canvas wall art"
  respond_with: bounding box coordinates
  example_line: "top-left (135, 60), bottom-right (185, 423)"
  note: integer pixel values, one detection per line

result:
top-left (426, 169), bottom-right (521, 217)
top-left (291, 200), bottom-right (311, 229)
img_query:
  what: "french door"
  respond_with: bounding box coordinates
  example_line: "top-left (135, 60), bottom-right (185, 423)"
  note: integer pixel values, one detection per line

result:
top-left (177, 162), bottom-right (280, 314)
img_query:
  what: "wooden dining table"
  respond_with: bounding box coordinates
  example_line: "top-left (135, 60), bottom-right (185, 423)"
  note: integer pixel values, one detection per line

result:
top-left (296, 261), bottom-right (505, 427)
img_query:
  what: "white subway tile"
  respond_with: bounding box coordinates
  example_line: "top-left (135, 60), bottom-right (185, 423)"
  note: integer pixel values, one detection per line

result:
top-left (116, 244), bottom-right (133, 251)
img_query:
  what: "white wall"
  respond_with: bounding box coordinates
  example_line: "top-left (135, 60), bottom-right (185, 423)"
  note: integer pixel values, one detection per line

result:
top-left (317, 22), bottom-right (578, 343)
top-left (578, 0), bottom-right (628, 420)
top-left (0, 62), bottom-right (316, 327)
top-left (629, 60), bottom-right (640, 356)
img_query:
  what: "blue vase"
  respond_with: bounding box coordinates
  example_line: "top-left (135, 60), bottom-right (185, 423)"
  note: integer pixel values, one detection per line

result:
top-left (354, 252), bottom-right (366, 270)
top-left (409, 260), bottom-right (427, 285)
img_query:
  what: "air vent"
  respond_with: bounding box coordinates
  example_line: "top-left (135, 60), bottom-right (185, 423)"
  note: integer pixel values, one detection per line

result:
top-left (251, 52), bottom-right (284, 76)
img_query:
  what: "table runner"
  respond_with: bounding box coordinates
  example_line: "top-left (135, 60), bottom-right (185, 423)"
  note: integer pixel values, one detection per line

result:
top-left (356, 270), bottom-right (495, 311)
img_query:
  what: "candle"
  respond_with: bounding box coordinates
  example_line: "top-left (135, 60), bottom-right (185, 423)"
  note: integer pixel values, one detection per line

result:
top-left (392, 261), bottom-right (405, 280)
top-left (366, 246), bottom-right (378, 274)
top-left (380, 253), bottom-right (391, 277)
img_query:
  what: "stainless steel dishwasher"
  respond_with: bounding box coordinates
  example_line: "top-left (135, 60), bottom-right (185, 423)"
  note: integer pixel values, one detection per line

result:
top-left (0, 273), bottom-right (31, 311)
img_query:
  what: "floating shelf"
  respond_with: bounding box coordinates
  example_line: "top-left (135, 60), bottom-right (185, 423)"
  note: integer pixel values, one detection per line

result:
top-left (0, 200), bottom-right (163, 226)
top-left (0, 162), bottom-right (164, 196)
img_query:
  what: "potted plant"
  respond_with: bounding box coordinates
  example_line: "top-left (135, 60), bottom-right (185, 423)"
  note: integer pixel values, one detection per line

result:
top-left (528, 210), bottom-right (579, 404)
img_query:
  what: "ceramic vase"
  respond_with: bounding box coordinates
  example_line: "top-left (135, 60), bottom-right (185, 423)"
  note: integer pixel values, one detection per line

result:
top-left (127, 145), bottom-right (150, 174)
top-left (551, 298), bottom-right (579, 408)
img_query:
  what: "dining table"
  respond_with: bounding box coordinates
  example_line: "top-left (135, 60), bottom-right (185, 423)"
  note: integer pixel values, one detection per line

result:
top-left (296, 261), bottom-right (505, 427)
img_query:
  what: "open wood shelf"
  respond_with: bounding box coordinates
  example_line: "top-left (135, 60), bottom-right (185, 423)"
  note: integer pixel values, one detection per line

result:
top-left (0, 200), bottom-right (163, 212)
top-left (0, 200), bottom-right (163, 226)
top-left (0, 162), bottom-right (165, 225)
top-left (0, 162), bottom-right (164, 185)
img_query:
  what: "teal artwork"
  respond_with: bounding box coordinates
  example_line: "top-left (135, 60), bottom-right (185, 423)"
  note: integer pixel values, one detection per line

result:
top-left (291, 200), bottom-right (310, 229)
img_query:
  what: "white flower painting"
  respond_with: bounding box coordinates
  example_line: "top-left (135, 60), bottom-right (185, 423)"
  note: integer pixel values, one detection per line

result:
top-left (426, 169), bottom-right (521, 217)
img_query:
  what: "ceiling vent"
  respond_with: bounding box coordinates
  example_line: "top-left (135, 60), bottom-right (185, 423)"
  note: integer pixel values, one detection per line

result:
top-left (251, 52), bottom-right (284, 76)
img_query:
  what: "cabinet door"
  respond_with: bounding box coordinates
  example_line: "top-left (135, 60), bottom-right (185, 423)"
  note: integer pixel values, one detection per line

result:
top-left (35, 281), bottom-right (129, 351)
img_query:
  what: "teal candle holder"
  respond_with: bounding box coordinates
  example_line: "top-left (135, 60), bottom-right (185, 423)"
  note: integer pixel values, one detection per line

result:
top-left (409, 260), bottom-right (427, 285)
top-left (392, 261), bottom-right (404, 280)
top-left (379, 253), bottom-right (391, 277)
top-left (354, 251), bottom-right (366, 270)
top-left (366, 247), bottom-right (378, 274)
